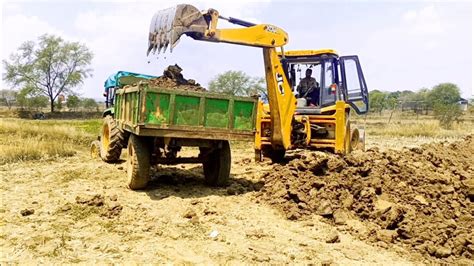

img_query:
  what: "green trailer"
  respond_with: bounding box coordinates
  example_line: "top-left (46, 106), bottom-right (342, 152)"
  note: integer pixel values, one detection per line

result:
top-left (99, 81), bottom-right (257, 190)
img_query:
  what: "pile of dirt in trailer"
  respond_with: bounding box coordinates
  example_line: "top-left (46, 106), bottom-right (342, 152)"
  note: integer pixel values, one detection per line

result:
top-left (148, 64), bottom-right (206, 92)
top-left (257, 136), bottom-right (473, 262)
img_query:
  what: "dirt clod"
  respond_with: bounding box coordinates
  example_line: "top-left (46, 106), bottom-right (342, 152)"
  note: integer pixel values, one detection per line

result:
top-left (376, 229), bottom-right (397, 243)
top-left (333, 209), bottom-right (349, 225)
top-left (101, 202), bottom-right (123, 219)
top-left (183, 208), bottom-right (197, 219)
top-left (258, 136), bottom-right (474, 262)
top-left (434, 246), bottom-right (452, 258)
top-left (75, 194), bottom-right (105, 207)
top-left (20, 208), bottom-right (34, 216)
top-left (109, 194), bottom-right (118, 201)
top-left (325, 231), bottom-right (340, 243)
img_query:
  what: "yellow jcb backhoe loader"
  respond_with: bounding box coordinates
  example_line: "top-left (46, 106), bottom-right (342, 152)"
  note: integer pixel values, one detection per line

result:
top-left (147, 4), bottom-right (369, 162)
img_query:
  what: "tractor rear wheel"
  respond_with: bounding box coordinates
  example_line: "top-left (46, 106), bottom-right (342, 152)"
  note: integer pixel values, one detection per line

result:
top-left (126, 134), bottom-right (151, 190)
top-left (202, 141), bottom-right (231, 187)
top-left (100, 115), bottom-right (127, 162)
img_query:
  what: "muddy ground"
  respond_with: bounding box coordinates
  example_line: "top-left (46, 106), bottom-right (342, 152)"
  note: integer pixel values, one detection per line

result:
top-left (1, 136), bottom-right (472, 264)
top-left (258, 136), bottom-right (473, 264)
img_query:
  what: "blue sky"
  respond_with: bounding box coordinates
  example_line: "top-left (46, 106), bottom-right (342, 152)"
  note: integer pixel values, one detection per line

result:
top-left (1, 0), bottom-right (472, 99)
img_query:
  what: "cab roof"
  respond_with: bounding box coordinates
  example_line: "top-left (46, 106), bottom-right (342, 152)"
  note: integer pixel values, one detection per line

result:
top-left (278, 49), bottom-right (339, 57)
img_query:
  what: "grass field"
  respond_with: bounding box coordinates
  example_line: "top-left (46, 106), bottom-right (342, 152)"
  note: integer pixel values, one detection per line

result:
top-left (0, 119), bottom-right (101, 164)
top-left (1, 111), bottom-right (472, 165)
top-left (353, 111), bottom-right (473, 138)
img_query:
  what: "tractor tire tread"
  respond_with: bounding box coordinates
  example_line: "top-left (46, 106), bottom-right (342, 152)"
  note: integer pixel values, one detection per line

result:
top-left (100, 115), bottom-right (125, 163)
top-left (127, 135), bottom-right (151, 190)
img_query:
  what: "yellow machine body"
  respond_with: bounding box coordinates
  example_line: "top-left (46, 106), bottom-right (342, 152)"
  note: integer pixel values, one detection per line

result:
top-left (147, 4), bottom-right (369, 161)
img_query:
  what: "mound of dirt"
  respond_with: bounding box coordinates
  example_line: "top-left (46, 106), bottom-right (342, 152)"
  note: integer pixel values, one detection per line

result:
top-left (257, 136), bottom-right (473, 262)
top-left (148, 64), bottom-right (206, 92)
top-left (74, 194), bottom-right (122, 218)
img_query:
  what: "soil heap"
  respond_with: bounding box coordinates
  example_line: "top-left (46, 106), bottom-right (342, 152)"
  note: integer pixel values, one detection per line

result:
top-left (257, 136), bottom-right (473, 263)
top-left (148, 64), bottom-right (206, 92)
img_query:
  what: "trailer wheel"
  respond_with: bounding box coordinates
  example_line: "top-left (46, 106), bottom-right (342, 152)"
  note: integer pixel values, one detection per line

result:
top-left (100, 115), bottom-right (126, 162)
top-left (202, 141), bottom-right (231, 186)
top-left (126, 134), bottom-right (151, 190)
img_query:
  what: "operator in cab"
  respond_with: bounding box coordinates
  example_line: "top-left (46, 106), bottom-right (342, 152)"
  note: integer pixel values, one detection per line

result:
top-left (297, 68), bottom-right (320, 106)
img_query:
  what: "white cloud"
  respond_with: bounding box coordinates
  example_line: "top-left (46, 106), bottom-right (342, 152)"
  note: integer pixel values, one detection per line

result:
top-left (402, 5), bottom-right (445, 35)
top-left (359, 3), bottom-right (471, 97)
top-left (2, 1), bottom-right (470, 99)
top-left (402, 10), bottom-right (416, 21)
top-left (1, 14), bottom-right (64, 89)
top-left (70, 1), bottom-right (272, 97)
top-left (1, 14), bottom-right (62, 59)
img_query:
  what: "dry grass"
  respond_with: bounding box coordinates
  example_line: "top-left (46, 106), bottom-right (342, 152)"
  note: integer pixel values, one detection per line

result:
top-left (1, 112), bottom-right (471, 165)
top-left (0, 118), bottom-right (100, 164)
top-left (353, 112), bottom-right (473, 138)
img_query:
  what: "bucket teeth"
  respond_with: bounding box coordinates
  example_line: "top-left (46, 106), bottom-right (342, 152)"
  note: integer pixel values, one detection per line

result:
top-left (147, 6), bottom-right (177, 55)
top-left (147, 4), bottom-right (208, 56)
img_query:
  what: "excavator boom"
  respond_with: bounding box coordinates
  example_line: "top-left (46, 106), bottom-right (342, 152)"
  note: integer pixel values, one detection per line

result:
top-left (147, 4), bottom-right (296, 150)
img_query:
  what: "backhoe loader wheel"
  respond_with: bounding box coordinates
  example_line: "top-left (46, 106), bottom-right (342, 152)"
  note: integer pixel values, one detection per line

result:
top-left (266, 148), bottom-right (286, 163)
top-left (90, 140), bottom-right (101, 159)
top-left (202, 141), bottom-right (231, 187)
top-left (126, 134), bottom-right (151, 190)
top-left (356, 128), bottom-right (366, 151)
top-left (344, 122), bottom-right (352, 154)
top-left (100, 115), bottom-right (126, 163)
top-left (350, 128), bottom-right (360, 151)
top-left (254, 149), bottom-right (262, 162)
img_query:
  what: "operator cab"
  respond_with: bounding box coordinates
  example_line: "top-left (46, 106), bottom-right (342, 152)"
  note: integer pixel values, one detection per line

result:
top-left (279, 49), bottom-right (369, 114)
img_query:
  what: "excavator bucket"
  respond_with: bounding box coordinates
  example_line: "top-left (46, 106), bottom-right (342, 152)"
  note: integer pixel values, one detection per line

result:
top-left (147, 4), bottom-right (208, 55)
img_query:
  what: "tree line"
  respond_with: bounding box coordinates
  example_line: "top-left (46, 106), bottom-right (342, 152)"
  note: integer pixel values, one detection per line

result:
top-left (0, 89), bottom-right (99, 111)
top-left (3, 34), bottom-right (469, 128)
top-left (369, 83), bottom-right (467, 128)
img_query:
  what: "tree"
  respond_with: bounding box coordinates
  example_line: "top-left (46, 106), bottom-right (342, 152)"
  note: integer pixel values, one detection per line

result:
top-left (427, 83), bottom-right (462, 129)
top-left (209, 71), bottom-right (264, 97)
top-left (386, 92), bottom-right (400, 123)
top-left (3, 34), bottom-right (93, 112)
top-left (15, 87), bottom-right (48, 110)
top-left (0, 89), bottom-right (17, 109)
top-left (66, 95), bottom-right (81, 111)
top-left (81, 98), bottom-right (99, 111)
top-left (369, 90), bottom-right (387, 115)
top-left (29, 95), bottom-right (49, 110)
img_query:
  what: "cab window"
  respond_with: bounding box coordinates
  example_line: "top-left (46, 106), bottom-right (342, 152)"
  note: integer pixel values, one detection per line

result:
top-left (321, 60), bottom-right (336, 106)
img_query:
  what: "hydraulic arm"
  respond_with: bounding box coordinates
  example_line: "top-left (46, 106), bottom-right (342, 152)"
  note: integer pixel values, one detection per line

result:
top-left (147, 4), bottom-right (296, 150)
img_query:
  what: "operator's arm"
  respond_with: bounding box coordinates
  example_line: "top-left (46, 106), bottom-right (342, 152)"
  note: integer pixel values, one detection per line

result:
top-left (310, 78), bottom-right (318, 89)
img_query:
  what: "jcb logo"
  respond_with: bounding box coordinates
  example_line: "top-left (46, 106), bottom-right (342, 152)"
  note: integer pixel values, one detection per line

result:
top-left (265, 25), bottom-right (277, 33)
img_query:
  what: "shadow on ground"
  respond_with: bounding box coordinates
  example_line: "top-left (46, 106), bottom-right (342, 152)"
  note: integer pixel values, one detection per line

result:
top-left (143, 165), bottom-right (264, 200)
